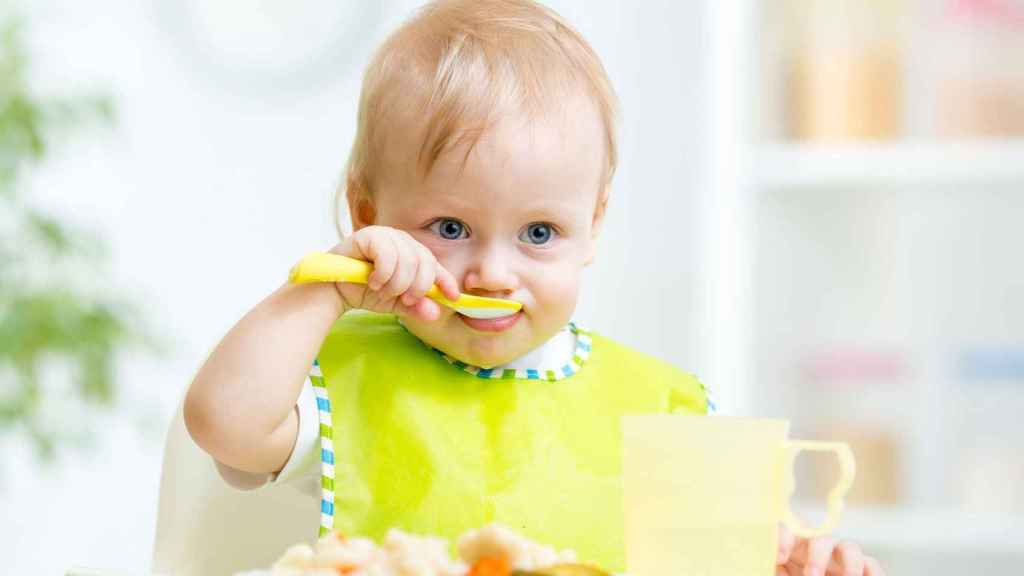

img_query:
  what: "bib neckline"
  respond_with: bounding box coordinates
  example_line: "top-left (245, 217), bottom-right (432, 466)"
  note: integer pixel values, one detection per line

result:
top-left (398, 319), bottom-right (593, 381)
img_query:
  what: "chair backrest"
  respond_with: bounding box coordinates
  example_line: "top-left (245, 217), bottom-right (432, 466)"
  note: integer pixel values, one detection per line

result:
top-left (151, 403), bottom-right (318, 575)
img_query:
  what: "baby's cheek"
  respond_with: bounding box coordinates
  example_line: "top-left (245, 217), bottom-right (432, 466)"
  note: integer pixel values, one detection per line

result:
top-left (533, 268), bottom-right (582, 319)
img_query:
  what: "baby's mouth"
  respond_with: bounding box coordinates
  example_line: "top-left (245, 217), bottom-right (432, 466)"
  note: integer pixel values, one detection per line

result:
top-left (457, 310), bottom-right (522, 333)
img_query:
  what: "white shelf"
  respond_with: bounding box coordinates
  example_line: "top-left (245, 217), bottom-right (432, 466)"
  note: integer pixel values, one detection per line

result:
top-left (758, 141), bottom-right (1024, 190)
top-left (794, 503), bottom-right (1024, 555)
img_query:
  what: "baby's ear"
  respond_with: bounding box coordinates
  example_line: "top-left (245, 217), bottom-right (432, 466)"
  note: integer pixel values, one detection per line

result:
top-left (346, 180), bottom-right (376, 230)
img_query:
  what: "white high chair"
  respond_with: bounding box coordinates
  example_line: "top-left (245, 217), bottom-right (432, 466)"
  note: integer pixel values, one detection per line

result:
top-left (149, 402), bottom-right (319, 576)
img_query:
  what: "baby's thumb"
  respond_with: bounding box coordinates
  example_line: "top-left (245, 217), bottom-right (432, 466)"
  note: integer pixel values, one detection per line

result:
top-left (400, 296), bottom-right (443, 322)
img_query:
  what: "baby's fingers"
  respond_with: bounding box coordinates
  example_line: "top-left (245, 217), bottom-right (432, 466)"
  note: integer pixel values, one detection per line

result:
top-left (434, 262), bottom-right (460, 301)
top-left (356, 230), bottom-right (398, 291)
top-left (790, 536), bottom-right (836, 576)
top-left (404, 295), bottom-right (443, 321)
top-left (377, 237), bottom-right (418, 300)
top-left (829, 541), bottom-right (864, 576)
top-left (401, 244), bottom-right (439, 306)
top-left (777, 524), bottom-right (797, 566)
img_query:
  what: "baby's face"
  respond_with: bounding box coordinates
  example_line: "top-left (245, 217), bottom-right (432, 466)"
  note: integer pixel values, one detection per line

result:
top-left (365, 95), bottom-right (607, 367)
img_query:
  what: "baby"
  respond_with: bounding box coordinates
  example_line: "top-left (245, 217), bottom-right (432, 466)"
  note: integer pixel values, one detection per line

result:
top-left (184, 1), bottom-right (883, 575)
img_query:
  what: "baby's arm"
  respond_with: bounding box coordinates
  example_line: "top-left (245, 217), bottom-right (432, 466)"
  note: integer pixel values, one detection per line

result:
top-left (184, 281), bottom-right (344, 476)
top-left (184, 226), bottom-right (460, 477)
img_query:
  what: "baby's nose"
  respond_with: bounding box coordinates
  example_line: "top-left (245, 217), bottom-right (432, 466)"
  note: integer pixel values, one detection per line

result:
top-left (463, 254), bottom-right (519, 295)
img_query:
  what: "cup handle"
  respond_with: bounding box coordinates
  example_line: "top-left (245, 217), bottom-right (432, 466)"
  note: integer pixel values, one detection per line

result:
top-left (781, 441), bottom-right (856, 538)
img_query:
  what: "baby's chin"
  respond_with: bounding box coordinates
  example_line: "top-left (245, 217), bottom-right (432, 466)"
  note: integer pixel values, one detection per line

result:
top-left (435, 336), bottom-right (526, 369)
top-left (404, 319), bottom-right (530, 368)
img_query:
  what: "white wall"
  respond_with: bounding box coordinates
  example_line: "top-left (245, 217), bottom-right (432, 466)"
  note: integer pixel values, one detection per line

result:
top-left (1, 1), bottom-right (710, 573)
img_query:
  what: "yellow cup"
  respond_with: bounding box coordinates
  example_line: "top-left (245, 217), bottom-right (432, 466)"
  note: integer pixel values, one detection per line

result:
top-left (622, 415), bottom-right (855, 576)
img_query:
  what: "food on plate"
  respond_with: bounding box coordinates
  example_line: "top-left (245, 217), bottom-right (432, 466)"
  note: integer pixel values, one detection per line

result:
top-left (236, 524), bottom-right (609, 576)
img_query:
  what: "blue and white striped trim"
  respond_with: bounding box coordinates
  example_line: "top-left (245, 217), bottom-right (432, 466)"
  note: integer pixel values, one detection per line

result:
top-left (435, 322), bottom-right (592, 381)
top-left (309, 359), bottom-right (335, 537)
top-left (704, 383), bottom-right (718, 415)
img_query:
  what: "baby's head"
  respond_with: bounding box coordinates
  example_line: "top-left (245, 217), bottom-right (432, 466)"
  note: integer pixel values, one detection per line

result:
top-left (339, 0), bottom-right (618, 368)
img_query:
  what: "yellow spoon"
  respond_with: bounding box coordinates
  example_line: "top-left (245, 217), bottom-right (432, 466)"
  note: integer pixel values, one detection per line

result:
top-left (288, 252), bottom-right (522, 320)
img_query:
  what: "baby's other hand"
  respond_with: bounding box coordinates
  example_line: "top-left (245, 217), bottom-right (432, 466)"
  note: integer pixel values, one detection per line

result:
top-left (777, 524), bottom-right (885, 576)
top-left (330, 225), bottom-right (460, 321)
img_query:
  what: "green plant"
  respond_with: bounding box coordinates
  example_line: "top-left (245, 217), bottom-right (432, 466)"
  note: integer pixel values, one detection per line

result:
top-left (0, 16), bottom-right (157, 460)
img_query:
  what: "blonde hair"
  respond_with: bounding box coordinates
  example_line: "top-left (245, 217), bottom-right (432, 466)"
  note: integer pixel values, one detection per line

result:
top-left (336, 0), bottom-right (618, 235)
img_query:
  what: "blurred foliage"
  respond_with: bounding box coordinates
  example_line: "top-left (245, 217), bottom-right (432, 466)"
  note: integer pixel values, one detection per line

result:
top-left (1, 15), bottom-right (158, 461)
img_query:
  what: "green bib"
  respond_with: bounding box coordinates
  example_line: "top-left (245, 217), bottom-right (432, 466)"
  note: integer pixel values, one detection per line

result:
top-left (310, 312), bottom-right (708, 572)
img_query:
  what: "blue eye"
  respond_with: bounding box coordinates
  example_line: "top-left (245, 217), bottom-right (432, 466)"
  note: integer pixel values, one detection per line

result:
top-left (520, 223), bottom-right (555, 245)
top-left (429, 218), bottom-right (468, 240)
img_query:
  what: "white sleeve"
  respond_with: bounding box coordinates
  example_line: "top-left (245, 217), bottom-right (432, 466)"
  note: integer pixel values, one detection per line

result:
top-left (214, 376), bottom-right (321, 497)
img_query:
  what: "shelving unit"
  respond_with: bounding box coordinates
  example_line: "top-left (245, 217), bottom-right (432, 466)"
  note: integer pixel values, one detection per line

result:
top-left (758, 140), bottom-right (1024, 190)
top-left (797, 503), bottom-right (1024, 554)
top-left (696, 2), bottom-right (1024, 574)
top-left (756, 136), bottom-right (1024, 566)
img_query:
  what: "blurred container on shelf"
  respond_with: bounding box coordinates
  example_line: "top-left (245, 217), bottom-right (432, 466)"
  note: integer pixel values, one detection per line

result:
top-left (952, 345), bottom-right (1024, 513)
top-left (783, 0), bottom-right (907, 141)
top-left (818, 424), bottom-right (903, 504)
top-left (933, 0), bottom-right (1024, 138)
top-left (795, 346), bottom-right (911, 505)
top-left (958, 344), bottom-right (1024, 382)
